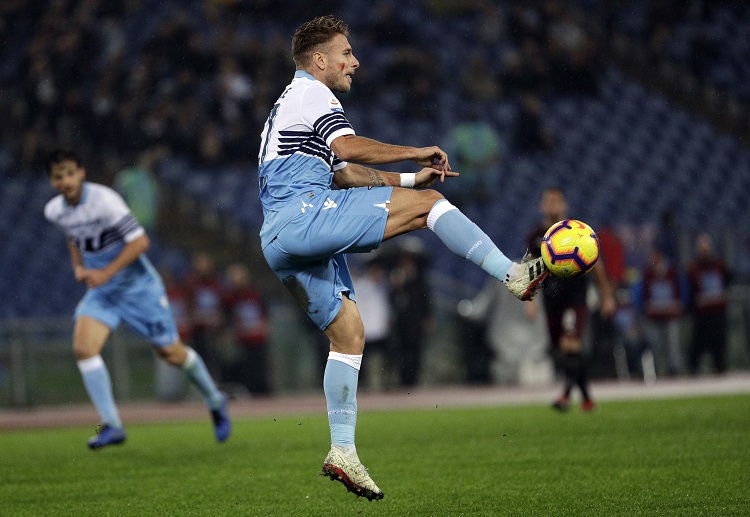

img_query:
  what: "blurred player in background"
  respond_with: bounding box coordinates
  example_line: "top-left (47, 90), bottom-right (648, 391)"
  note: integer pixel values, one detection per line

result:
top-left (641, 246), bottom-right (685, 376)
top-left (687, 233), bottom-right (729, 375)
top-left (44, 149), bottom-right (230, 449)
top-left (525, 186), bottom-right (616, 412)
top-left (258, 15), bottom-right (548, 500)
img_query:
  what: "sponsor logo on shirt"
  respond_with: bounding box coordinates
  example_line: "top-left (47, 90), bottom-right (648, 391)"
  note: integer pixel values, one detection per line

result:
top-left (328, 97), bottom-right (343, 112)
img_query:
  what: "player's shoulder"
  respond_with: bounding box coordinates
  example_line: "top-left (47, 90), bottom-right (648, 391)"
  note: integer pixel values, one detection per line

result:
top-left (86, 182), bottom-right (128, 205)
top-left (300, 77), bottom-right (340, 104)
top-left (86, 182), bottom-right (118, 197)
top-left (43, 194), bottom-right (65, 221)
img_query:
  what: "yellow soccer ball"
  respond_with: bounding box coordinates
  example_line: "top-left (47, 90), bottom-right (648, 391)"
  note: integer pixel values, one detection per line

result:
top-left (541, 219), bottom-right (600, 278)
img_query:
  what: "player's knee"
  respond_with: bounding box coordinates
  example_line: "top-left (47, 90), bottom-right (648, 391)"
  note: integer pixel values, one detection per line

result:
top-left (157, 341), bottom-right (188, 366)
top-left (72, 342), bottom-right (97, 361)
top-left (422, 189), bottom-right (445, 207)
top-left (329, 327), bottom-right (365, 355)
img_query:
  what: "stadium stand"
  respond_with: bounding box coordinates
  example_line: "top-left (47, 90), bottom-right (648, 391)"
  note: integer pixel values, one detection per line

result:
top-left (1, 0), bottom-right (749, 315)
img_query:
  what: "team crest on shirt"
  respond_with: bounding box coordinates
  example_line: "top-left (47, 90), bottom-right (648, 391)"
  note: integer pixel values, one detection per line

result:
top-left (328, 97), bottom-right (343, 112)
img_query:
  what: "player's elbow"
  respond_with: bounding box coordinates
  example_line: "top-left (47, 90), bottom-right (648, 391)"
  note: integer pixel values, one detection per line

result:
top-left (330, 136), bottom-right (357, 162)
top-left (136, 234), bottom-right (150, 253)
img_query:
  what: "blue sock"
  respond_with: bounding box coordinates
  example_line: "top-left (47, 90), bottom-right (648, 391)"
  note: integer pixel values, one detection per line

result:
top-left (427, 199), bottom-right (513, 280)
top-left (182, 347), bottom-right (224, 410)
top-left (324, 352), bottom-right (362, 446)
top-left (77, 355), bottom-right (122, 429)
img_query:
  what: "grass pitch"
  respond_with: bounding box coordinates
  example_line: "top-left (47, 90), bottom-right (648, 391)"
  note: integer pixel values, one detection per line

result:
top-left (1, 395), bottom-right (748, 516)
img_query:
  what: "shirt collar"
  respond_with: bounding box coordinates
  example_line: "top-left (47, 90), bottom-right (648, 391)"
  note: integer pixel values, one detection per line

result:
top-left (294, 70), bottom-right (315, 80)
top-left (64, 182), bottom-right (88, 208)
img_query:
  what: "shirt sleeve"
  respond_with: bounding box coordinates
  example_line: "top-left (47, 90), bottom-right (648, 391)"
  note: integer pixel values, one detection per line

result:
top-left (300, 83), bottom-right (355, 147)
top-left (103, 188), bottom-right (145, 243)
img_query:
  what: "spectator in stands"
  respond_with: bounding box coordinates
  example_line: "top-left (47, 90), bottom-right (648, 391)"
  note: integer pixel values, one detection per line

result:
top-left (221, 263), bottom-right (270, 395)
top-left (515, 94), bottom-right (555, 153)
top-left (640, 246), bottom-right (685, 376)
top-left (113, 149), bottom-right (161, 233)
top-left (687, 233), bottom-right (730, 375)
top-left (442, 108), bottom-right (504, 212)
top-left (185, 252), bottom-right (225, 379)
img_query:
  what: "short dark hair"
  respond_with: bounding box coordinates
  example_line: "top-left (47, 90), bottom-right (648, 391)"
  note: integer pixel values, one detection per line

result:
top-left (543, 185), bottom-right (566, 198)
top-left (292, 15), bottom-right (349, 67)
top-left (46, 149), bottom-right (82, 175)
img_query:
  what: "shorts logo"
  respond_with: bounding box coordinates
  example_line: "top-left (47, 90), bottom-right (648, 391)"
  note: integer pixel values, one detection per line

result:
top-left (323, 198), bottom-right (338, 210)
top-left (374, 200), bottom-right (390, 213)
top-left (301, 200), bottom-right (314, 213)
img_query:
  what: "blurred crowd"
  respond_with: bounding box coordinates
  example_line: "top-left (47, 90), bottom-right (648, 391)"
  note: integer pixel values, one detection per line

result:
top-left (161, 252), bottom-right (270, 397)
top-left (0, 0), bottom-right (748, 393)
top-left (0, 0), bottom-right (607, 179)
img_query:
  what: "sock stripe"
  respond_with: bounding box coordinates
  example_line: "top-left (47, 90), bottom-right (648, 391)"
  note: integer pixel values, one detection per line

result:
top-left (328, 351), bottom-right (363, 371)
top-left (426, 199), bottom-right (457, 231)
top-left (77, 355), bottom-right (105, 373)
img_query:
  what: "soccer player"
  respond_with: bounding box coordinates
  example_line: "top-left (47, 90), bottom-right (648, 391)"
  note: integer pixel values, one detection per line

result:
top-left (524, 187), bottom-right (616, 412)
top-left (44, 149), bottom-right (231, 449)
top-left (258, 16), bottom-right (548, 500)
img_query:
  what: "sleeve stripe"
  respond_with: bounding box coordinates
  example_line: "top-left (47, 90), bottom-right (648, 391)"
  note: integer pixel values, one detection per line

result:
top-left (325, 127), bottom-right (356, 147)
top-left (313, 112), bottom-right (352, 140)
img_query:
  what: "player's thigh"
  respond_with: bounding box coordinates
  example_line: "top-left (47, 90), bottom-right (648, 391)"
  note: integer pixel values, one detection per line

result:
top-left (73, 291), bottom-right (119, 359)
top-left (559, 305), bottom-right (588, 353)
top-left (265, 246), bottom-right (354, 331)
top-left (275, 187), bottom-right (393, 259)
top-left (383, 188), bottom-right (444, 241)
top-left (73, 315), bottom-right (112, 359)
top-left (118, 278), bottom-right (180, 349)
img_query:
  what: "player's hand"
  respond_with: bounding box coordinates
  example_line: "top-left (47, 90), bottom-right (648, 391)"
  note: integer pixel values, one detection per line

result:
top-left (414, 167), bottom-right (459, 187)
top-left (80, 268), bottom-right (112, 288)
top-left (414, 146), bottom-right (451, 173)
top-left (73, 265), bottom-right (87, 283)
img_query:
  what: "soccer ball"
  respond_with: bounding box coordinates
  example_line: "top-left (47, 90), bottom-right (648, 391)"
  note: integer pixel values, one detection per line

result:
top-left (541, 220), bottom-right (599, 278)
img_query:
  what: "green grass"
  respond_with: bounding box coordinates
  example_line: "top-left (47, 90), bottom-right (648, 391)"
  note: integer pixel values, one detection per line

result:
top-left (1, 395), bottom-right (749, 516)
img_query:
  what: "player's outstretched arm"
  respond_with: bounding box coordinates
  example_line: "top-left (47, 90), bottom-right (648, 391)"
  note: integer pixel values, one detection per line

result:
top-left (78, 234), bottom-right (150, 288)
top-left (330, 135), bottom-right (450, 172)
top-left (333, 163), bottom-right (458, 189)
top-left (592, 261), bottom-right (617, 317)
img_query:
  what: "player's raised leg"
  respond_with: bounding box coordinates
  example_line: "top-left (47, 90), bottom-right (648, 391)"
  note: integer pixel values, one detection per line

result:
top-left (319, 295), bottom-right (383, 501)
top-left (73, 316), bottom-right (127, 450)
top-left (385, 188), bottom-right (548, 301)
top-left (157, 341), bottom-right (231, 443)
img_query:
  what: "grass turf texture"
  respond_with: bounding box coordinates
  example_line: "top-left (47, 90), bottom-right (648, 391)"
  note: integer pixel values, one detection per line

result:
top-left (1, 395), bottom-right (748, 516)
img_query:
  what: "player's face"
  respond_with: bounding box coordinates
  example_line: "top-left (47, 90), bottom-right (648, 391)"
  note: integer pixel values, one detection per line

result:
top-left (321, 34), bottom-right (359, 93)
top-left (49, 159), bottom-right (85, 205)
top-left (540, 191), bottom-right (568, 223)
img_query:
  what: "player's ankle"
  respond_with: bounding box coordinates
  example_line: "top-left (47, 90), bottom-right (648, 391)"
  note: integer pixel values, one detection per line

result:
top-left (503, 262), bottom-right (520, 285)
top-left (332, 443), bottom-right (359, 461)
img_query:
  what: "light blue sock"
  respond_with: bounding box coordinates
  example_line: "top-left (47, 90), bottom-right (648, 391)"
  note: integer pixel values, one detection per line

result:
top-left (77, 355), bottom-right (122, 429)
top-left (183, 347), bottom-right (224, 410)
top-left (324, 352), bottom-right (362, 446)
top-left (427, 199), bottom-right (513, 280)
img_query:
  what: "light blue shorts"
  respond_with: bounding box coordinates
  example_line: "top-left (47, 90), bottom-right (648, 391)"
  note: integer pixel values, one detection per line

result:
top-left (263, 186), bottom-right (393, 330)
top-left (75, 273), bottom-right (179, 348)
